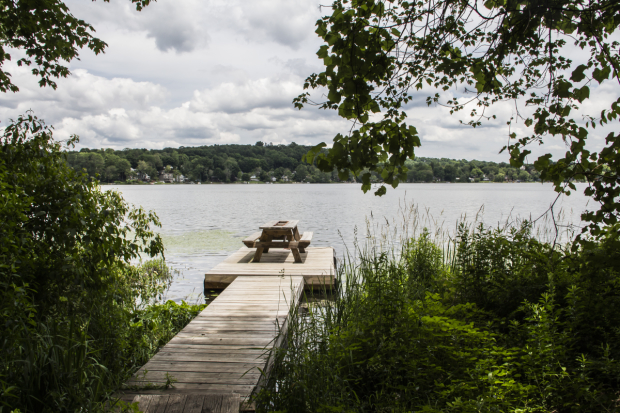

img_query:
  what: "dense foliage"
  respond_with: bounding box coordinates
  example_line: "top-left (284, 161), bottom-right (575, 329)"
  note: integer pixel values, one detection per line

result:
top-left (0, 114), bottom-right (205, 412)
top-left (255, 224), bottom-right (620, 412)
top-left (297, 0), bottom-right (620, 237)
top-left (66, 144), bottom-right (540, 184)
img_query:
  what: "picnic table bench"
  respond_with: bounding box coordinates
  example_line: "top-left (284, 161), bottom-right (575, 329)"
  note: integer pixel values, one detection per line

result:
top-left (242, 220), bottom-right (312, 263)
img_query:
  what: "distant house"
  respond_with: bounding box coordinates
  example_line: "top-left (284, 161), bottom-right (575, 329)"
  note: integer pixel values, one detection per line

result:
top-left (271, 177), bottom-right (277, 182)
top-left (136, 172), bottom-right (150, 181)
top-left (160, 170), bottom-right (174, 183)
top-left (281, 175), bottom-right (289, 182)
top-left (250, 175), bottom-right (259, 182)
top-left (127, 168), bottom-right (138, 181)
top-left (133, 167), bottom-right (150, 181)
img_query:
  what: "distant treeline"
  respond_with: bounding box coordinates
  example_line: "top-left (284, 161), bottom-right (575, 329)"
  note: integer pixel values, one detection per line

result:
top-left (65, 141), bottom-right (541, 183)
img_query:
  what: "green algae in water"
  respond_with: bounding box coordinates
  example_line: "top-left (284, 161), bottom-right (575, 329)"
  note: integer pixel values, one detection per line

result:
top-left (161, 230), bottom-right (241, 253)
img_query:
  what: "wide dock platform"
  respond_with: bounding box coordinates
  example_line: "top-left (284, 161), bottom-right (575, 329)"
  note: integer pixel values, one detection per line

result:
top-left (119, 246), bottom-right (335, 412)
top-left (204, 246), bottom-right (336, 289)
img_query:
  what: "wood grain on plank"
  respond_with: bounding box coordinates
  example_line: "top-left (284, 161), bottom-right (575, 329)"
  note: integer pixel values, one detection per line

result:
top-left (165, 394), bottom-right (187, 413)
top-left (182, 394), bottom-right (204, 413)
top-left (121, 274), bottom-right (305, 409)
top-left (148, 395), bottom-right (170, 413)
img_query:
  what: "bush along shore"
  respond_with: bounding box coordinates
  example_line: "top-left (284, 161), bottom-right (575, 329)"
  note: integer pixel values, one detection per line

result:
top-left (0, 114), bottom-right (205, 412)
top-left (254, 223), bottom-right (620, 413)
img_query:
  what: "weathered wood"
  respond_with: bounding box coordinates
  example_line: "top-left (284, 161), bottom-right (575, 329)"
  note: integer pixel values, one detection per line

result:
top-left (252, 221), bottom-right (305, 262)
top-left (140, 360), bottom-right (264, 370)
top-left (253, 246), bottom-right (264, 262)
top-left (129, 372), bottom-right (260, 385)
top-left (205, 247), bottom-right (335, 289)
top-left (120, 275), bottom-right (305, 408)
top-left (149, 395), bottom-right (170, 413)
top-left (183, 394), bottom-right (204, 413)
top-left (259, 220), bottom-right (299, 230)
top-left (242, 232), bottom-right (262, 248)
top-left (134, 394), bottom-right (153, 412)
top-left (165, 395), bottom-right (187, 413)
top-left (299, 231), bottom-right (313, 253)
top-left (254, 240), bottom-right (299, 249)
top-left (291, 247), bottom-right (302, 263)
top-left (201, 394), bottom-right (240, 413)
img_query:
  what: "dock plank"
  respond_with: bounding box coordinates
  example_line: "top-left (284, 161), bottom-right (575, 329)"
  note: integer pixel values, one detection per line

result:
top-left (119, 275), bottom-right (305, 409)
top-left (204, 247), bottom-right (335, 289)
top-left (119, 242), bottom-right (336, 412)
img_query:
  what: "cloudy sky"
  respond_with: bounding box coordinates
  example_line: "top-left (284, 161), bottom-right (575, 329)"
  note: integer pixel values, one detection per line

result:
top-left (0, 0), bottom-right (617, 162)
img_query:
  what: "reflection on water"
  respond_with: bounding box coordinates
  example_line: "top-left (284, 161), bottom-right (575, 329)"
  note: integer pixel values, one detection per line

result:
top-left (108, 183), bottom-right (591, 302)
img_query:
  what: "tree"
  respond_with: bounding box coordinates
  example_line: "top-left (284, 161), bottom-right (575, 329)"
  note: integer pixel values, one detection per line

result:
top-left (136, 160), bottom-right (156, 181)
top-left (444, 164), bottom-right (457, 182)
top-left (0, 0), bottom-right (152, 92)
top-left (471, 168), bottom-right (484, 179)
top-left (506, 168), bottom-right (518, 182)
top-left (297, 0), bottom-right (620, 238)
top-left (295, 164), bottom-right (308, 182)
top-left (213, 167), bottom-right (226, 182)
top-left (0, 113), bottom-right (163, 410)
top-left (416, 169), bottom-right (433, 183)
top-left (115, 158), bottom-right (132, 181)
top-left (518, 169), bottom-right (531, 182)
top-left (104, 165), bottom-right (118, 182)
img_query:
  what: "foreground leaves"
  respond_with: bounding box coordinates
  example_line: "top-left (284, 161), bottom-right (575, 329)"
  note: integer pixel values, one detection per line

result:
top-left (297, 0), bottom-right (620, 239)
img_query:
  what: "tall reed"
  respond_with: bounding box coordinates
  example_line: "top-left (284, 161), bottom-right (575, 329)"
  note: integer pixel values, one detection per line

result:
top-left (254, 205), bottom-right (620, 413)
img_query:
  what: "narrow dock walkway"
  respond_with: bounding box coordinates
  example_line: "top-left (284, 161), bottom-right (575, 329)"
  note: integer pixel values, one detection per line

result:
top-left (119, 275), bottom-right (306, 411)
top-left (119, 241), bottom-right (336, 412)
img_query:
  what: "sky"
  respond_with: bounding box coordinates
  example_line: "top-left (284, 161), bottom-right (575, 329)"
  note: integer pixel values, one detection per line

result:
top-left (0, 0), bottom-right (617, 162)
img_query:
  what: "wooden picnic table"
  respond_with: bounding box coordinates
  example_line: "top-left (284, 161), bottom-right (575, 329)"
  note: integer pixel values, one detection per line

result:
top-left (242, 220), bottom-right (313, 263)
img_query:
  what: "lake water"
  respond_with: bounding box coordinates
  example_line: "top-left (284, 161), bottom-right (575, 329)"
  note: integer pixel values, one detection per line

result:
top-left (108, 182), bottom-right (592, 302)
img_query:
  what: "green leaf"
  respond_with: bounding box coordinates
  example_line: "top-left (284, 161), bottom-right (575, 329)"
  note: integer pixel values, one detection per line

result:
top-left (328, 89), bottom-right (341, 103)
top-left (374, 185), bottom-right (387, 196)
top-left (317, 45), bottom-right (329, 59)
top-left (570, 64), bottom-right (587, 82)
top-left (554, 80), bottom-right (572, 98)
top-left (593, 66), bottom-right (611, 83)
top-left (575, 85), bottom-right (590, 103)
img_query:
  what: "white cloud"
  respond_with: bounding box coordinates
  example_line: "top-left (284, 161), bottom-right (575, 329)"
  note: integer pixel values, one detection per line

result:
top-left (227, 0), bottom-right (320, 49)
top-left (0, 0), bottom-right (615, 163)
top-left (189, 77), bottom-right (302, 113)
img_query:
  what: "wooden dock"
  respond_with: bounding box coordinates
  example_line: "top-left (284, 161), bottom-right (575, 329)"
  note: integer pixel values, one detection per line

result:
top-left (118, 245), bottom-right (335, 412)
top-left (204, 247), bottom-right (336, 289)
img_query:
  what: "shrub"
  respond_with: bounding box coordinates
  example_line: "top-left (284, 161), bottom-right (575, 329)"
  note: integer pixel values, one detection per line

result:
top-left (255, 223), bottom-right (620, 412)
top-left (0, 113), bottom-right (204, 412)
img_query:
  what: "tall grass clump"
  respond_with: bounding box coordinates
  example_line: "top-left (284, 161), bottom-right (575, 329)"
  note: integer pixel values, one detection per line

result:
top-left (255, 217), bottom-right (620, 412)
top-left (0, 114), bottom-right (206, 412)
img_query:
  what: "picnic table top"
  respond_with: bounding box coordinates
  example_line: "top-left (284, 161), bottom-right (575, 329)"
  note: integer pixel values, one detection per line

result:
top-left (259, 220), bottom-right (299, 231)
